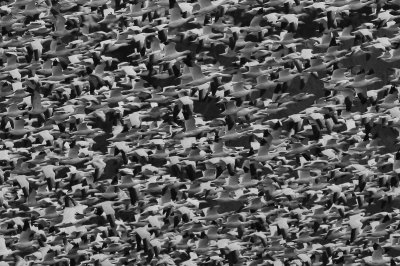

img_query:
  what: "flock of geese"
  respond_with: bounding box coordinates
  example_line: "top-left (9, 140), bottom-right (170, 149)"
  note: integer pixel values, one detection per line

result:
top-left (3, 0), bottom-right (400, 265)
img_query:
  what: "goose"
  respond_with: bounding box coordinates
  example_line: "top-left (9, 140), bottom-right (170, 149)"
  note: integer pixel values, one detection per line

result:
top-left (227, 82), bottom-right (255, 98)
top-left (191, 25), bottom-right (223, 48)
top-left (383, 233), bottom-right (400, 251)
top-left (161, 42), bottom-right (190, 62)
top-left (218, 123), bottom-right (249, 142)
top-left (29, 90), bottom-right (48, 116)
top-left (240, 172), bottom-right (259, 188)
top-left (0, 236), bottom-right (12, 257)
top-left (72, 122), bottom-right (104, 137)
top-left (121, 2), bottom-right (151, 18)
top-left (38, 249), bottom-right (70, 265)
top-left (82, 0), bottom-right (108, 8)
top-left (213, 189), bottom-right (243, 203)
top-left (322, 68), bottom-right (351, 85)
top-left (210, 135), bottom-right (230, 157)
top-left (243, 197), bottom-right (268, 212)
top-left (222, 175), bottom-right (242, 191)
top-left (225, 213), bottom-right (251, 228)
top-left (9, 118), bottom-right (30, 136)
top-left (175, 114), bottom-right (211, 138)
top-left (243, 63), bottom-right (271, 78)
top-left (106, 88), bottom-right (133, 104)
top-left (0, 81), bottom-right (14, 98)
top-left (363, 245), bottom-right (390, 266)
top-left (13, 222), bottom-right (39, 253)
top-left (347, 73), bottom-right (381, 88)
top-left (199, 206), bottom-right (230, 221)
top-left (0, 14), bottom-right (19, 28)
top-left (274, 68), bottom-right (302, 84)
top-left (250, 137), bottom-right (281, 162)
top-left (0, 103), bottom-right (26, 117)
top-left (220, 46), bottom-right (237, 58)
top-left (58, 145), bottom-right (89, 165)
top-left (193, 0), bottom-right (219, 16)
top-left (303, 58), bottom-right (332, 73)
top-left (338, 25), bottom-right (355, 42)
top-left (35, 59), bottom-right (53, 76)
top-left (1, 52), bottom-right (26, 71)
top-left (168, 3), bottom-right (194, 29)
top-left (242, 15), bottom-right (264, 33)
top-left (44, 41), bottom-right (75, 58)
top-left (52, 15), bottom-right (78, 37)
top-left (43, 60), bottom-right (76, 82)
